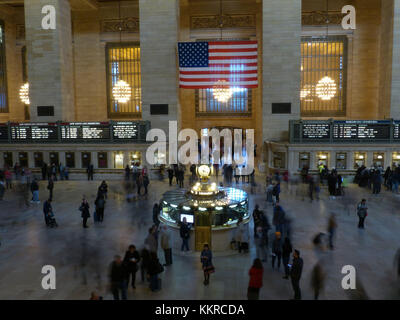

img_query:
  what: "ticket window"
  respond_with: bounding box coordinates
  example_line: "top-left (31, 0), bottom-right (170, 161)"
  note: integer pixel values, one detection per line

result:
top-left (65, 152), bottom-right (75, 168)
top-left (153, 151), bottom-right (165, 166)
top-left (299, 152), bottom-right (310, 170)
top-left (335, 153), bottom-right (347, 170)
top-left (34, 152), bottom-right (43, 168)
top-left (317, 152), bottom-right (329, 167)
top-left (114, 152), bottom-right (124, 169)
top-left (373, 153), bottom-right (384, 168)
top-left (273, 152), bottom-right (286, 169)
top-left (392, 153), bottom-right (400, 168)
top-left (18, 152), bottom-right (28, 167)
top-left (81, 152), bottom-right (91, 168)
top-left (49, 152), bottom-right (59, 166)
top-left (354, 152), bottom-right (366, 169)
top-left (130, 151), bottom-right (141, 166)
top-left (98, 152), bottom-right (108, 169)
top-left (3, 152), bottom-right (12, 168)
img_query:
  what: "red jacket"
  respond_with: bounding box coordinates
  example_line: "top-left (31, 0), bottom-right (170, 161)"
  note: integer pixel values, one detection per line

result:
top-left (248, 267), bottom-right (263, 288)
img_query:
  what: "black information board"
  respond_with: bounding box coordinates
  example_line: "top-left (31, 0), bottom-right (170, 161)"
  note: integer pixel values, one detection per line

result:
top-left (60, 122), bottom-right (111, 142)
top-left (393, 121), bottom-right (400, 139)
top-left (113, 122), bottom-right (139, 140)
top-left (10, 123), bottom-right (58, 142)
top-left (333, 120), bottom-right (390, 140)
top-left (302, 123), bottom-right (330, 140)
top-left (0, 123), bottom-right (8, 140)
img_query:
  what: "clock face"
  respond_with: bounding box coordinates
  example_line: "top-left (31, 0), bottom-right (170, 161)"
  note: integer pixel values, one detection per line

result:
top-left (198, 165), bottom-right (211, 177)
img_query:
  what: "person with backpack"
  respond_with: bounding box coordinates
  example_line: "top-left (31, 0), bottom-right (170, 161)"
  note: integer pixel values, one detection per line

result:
top-left (247, 258), bottom-right (263, 300)
top-left (357, 199), bottom-right (368, 229)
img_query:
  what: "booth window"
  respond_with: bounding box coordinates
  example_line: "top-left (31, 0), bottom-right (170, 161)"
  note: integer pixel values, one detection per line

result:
top-left (335, 153), bottom-right (347, 170)
top-left (49, 152), bottom-right (59, 166)
top-left (18, 152), bottom-right (28, 167)
top-left (354, 152), bottom-right (366, 169)
top-left (373, 153), bottom-right (384, 167)
top-left (98, 152), bottom-right (108, 169)
top-left (106, 43), bottom-right (141, 118)
top-left (65, 152), bottom-right (75, 168)
top-left (0, 21), bottom-right (8, 113)
top-left (81, 152), bottom-right (91, 168)
top-left (273, 152), bottom-right (286, 169)
top-left (299, 152), bottom-right (310, 169)
top-left (34, 152), bottom-right (43, 168)
top-left (301, 36), bottom-right (347, 117)
top-left (3, 152), bottom-right (12, 167)
top-left (392, 153), bottom-right (400, 167)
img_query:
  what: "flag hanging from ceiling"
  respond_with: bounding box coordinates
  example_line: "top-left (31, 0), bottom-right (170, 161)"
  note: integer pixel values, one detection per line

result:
top-left (177, 41), bottom-right (258, 89)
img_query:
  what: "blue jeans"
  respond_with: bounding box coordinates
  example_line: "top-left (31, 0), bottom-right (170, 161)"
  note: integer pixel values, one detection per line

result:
top-left (181, 238), bottom-right (189, 251)
top-left (32, 190), bottom-right (39, 202)
top-left (393, 182), bottom-right (399, 193)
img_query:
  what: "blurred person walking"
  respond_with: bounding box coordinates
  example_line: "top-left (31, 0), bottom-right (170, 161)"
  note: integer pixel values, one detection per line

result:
top-left (200, 244), bottom-right (214, 286)
top-left (282, 237), bottom-right (293, 279)
top-left (247, 258), bottom-right (263, 300)
top-left (310, 262), bottom-right (325, 300)
top-left (357, 199), bottom-right (368, 229)
top-left (108, 255), bottom-right (128, 300)
top-left (290, 249), bottom-right (303, 300)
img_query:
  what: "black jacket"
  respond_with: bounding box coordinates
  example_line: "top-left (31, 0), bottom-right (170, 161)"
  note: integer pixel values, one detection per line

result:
top-left (80, 202), bottom-right (90, 218)
top-left (290, 257), bottom-right (303, 280)
top-left (123, 250), bottom-right (141, 271)
top-left (30, 181), bottom-right (39, 192)
top-left (282, 241), bottom-right (293, 258)
top-left (180, 223), bottom-right (191, 239)
top-left (109, 261), bottom-right (127, 283)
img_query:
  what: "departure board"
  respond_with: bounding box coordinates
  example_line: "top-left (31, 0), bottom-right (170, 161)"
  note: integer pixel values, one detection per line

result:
top-left (10, 123), bottom-right (58, 142)
top-left (0, 123), bottom-right (8, 141)
top-left (302, 123), bottom-right (330, 140)
top-left (112, 122), bottom-right (139, 140)
top-left (60, 122), bottom-right (111, 142)
top-left (393, 121), bottom-right (400, 139)
top-left (332, 121), bottom-right (390, 141)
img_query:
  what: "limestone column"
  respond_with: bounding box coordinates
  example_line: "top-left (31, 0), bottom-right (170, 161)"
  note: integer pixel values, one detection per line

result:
top-left (390, 0), bottom-right (400, 119)
top-left (262, 0), bottom-right (301, 142)
top-left (139, 0), bottom-right (179, 135)
top-left (24, 0), bottom-right (75, 122)
top-left (347, 151), bottom-right (354, 170)
top-left (28, 151), bottom-right (35, 168)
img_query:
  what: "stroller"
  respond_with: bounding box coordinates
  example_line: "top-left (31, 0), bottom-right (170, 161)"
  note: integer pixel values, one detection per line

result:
top-left (47, 212), bottom-right (58, 228)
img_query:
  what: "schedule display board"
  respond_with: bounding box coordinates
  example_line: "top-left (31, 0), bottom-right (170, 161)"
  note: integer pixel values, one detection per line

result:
top-left (393, 121), bottom-right (400, 139)
top-left (332, 120), bottom-right (391, 141)
top-left (10, 123), bottom-right (58, 142)
top-left (302, 123), bottom-right (330, 140)
top-left (0, 123), bottom-right (8, 141)
top-left (112, 122), bottom-right (139, 141)
top-left (60, 122), bottom-right (111, 142)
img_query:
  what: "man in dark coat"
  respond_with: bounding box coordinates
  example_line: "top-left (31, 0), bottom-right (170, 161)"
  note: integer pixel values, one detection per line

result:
top-left (273, 202), bottom-right (286, 234)
top-left (43, 199), bottom-right (52, 226)
top-left (108, 255), bottom-right (128, 300)
top-left (87, 164), bottom-right (94, 181)
top-left (41, 162), bottom-right (47, 181)
top-left (167, 167), bottom-right (174, 186)
top-left (123, 245), bottom-right (141, 289)
top-left (180, 217), bottom-right (191, 252)
top-left (290, 249), bottom-right (303, 300)
top-left (94, 194), bottom-right (106, 222)
top-left (47, 177), bottom-right (54, 201)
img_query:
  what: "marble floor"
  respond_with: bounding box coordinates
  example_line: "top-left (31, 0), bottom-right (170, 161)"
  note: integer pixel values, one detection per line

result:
top-left (0, 175), bottom-right (399, 300)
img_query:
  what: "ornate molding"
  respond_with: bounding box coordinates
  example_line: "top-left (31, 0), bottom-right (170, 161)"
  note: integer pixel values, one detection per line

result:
top-left (302, 11), bottom-right (345, 25)
top-left (16, 24), bottom-right (25, 40)
top-left (191, 14), bottom-right (256, 29)
top-left (100, 17), bottom-right (139, 33)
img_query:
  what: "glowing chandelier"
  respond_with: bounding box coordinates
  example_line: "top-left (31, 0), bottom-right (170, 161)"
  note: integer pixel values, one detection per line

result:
top-left (113, 79), bottom-right (131, 103)
top-left (316, 76), bottom-right (336, 100)
top-left (300, 85), bottom-right (311, 100)
top-left (316, 0), bottom-right (336, 101)
top-left (213, 80), bottom-right (232, 103)
top-left (19, 82), bottom-right (30, 105)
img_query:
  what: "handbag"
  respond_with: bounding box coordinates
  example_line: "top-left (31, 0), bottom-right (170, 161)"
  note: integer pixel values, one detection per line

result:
top-left (204, 265), bottom-right (215, 273)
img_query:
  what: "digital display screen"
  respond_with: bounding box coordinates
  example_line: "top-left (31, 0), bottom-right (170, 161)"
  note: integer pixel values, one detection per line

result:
top-left (10, 123), bottom-right (58, 142)
top-left (393, 121), bottom-right (400, 139)
top-left (112, 122), bottom-right (139, 140)
top-left (0, 123), bottom-right (8, 140)
top-left (60, 122), bottom-right (111, 141)
top-left (302, 123), bottom-right (330, 139)
top-left (180, 214), bottom-right (194, 224)
top-left (333, 121), bottom-right (390, 140)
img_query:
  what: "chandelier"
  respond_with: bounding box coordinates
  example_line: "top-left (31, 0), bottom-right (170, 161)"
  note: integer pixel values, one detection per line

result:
top-left (19, 83), bottom-right (30, 105)
top-left (316, 76), bottom-right (336, 100)
top-left (113, 79), bottom-right (131, 103)
top-left (300, 85), bottom-right (311, 100)
top-left (213, 80), bottom-right (232, 103)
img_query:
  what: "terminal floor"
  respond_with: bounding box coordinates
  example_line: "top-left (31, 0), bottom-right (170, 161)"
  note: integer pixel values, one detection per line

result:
top-left (0, 176), bottom-right (399, 300)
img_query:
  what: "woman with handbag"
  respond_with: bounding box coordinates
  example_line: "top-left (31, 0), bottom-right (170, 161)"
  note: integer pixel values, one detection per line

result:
top-left (200, 244), bottom-right (214, 286)
top-left (79, 198), bottom-right (90, 228)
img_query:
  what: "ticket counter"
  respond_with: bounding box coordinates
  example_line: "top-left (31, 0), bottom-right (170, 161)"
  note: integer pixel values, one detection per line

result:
top-left (3, 152), bottom-right (12, 168)
top-left (114, 152), bottom-right (124, 169)
top-left (66, 152), bottom-right (75, 168)
top-left (335, 153), bottom-right (347, 170)
top-left (354, 152), bottom-right (366, 169)
top-left (18, 152), bottom-right (28, 167)
top-left (299, 152), bottom-right (310, 169)
top-left (392, 152), bottom-right (400, 167)
top-left (49, 152), bottom-right (59, 166)
top-left (316, 152), bottom-right (329, 167)
top-left (373, 153), bottom-right (384, 167)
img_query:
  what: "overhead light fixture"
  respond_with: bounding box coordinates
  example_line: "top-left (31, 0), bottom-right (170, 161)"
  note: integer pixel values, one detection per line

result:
top-left (19, 83), bottom-right (30, 105)
top-left (213, 80), bottom-right (233, 103)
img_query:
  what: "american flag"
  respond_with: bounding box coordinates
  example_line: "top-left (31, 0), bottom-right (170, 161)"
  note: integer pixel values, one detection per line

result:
top-left (178, 41), bottom-right (258, 89)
